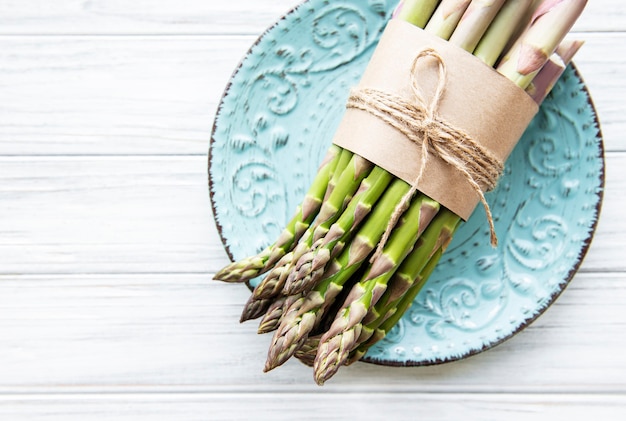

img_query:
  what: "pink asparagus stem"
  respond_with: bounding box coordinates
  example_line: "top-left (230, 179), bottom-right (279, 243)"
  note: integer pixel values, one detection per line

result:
top-left (527, 39), bottom-right (584, 103)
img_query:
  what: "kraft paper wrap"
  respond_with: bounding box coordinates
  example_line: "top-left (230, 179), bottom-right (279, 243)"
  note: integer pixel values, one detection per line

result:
top-left (332, 19), bottom-right (539, 220)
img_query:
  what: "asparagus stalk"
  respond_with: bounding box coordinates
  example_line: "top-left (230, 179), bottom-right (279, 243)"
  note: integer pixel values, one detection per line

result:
top-left (322, 148), bottom-right (354, 203)
top-left (364, 208), bottom-right (459, 327)
top-left (555, 38), bottom-right (585, 65)
top-left (294, 334), bottom-right (321, 367)
top-left (246, 249), bottom-right (296, 302)
top-left (264, 181), bottom-right (436, 371)
top-left (257, 293), bottom-right (303, 334)
top-left (316, 154), bottom-right (374, 229)
top-left (448, 0), bottom-right (507, 52)
top-left (283, 166), bottom-right (394, 296)
top-left (497, 0), bottom-right (588, 89)
top-left (240, 242), bottom-right (316, 322)
top-left (347, 210), bottom-right (460, 364)
top-left (425, 0), bottom-right (472, 39)
top-left (214, 144), bottom-right (342, 283)
top-left (313, 196), bottom-right (441, 384)
top-left (394, 0), bottom-right (442, 28)
top-left (526, 39), bottom-right (583, 103)
top-left (249, 154), bottom-right (374, 301)
top-left (239, 294), bottom-right (275, 323)
top-left (348, 246), bottom-right (447, 364)
top-left (473, 0), bottom-right (534, 66)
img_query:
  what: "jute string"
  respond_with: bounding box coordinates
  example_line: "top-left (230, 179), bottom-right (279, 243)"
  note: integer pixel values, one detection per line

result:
top-left (346, 48), bottom-right (503, 261)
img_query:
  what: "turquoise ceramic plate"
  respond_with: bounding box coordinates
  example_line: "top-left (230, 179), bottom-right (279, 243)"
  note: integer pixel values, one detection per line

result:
top-left (209, 0), bottom-right (604, 366)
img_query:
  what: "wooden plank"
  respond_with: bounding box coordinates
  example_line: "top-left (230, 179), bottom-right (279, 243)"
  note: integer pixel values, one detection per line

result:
top-left (0, 393), bottom-right (623, 420)
top-left (573, 32), bottom-right (626, 153)
top-left (0, 156), bottom-right (229, 274)
top-left (0, 0), bottom-right (303, 35)
top-left (0, 272), bottom-right (624, 390)
top-left (0, 36), bottom-right (253, 156)
top-left (0, 153), bottom-right (619, 275)
top-left (0, 33), bottom-right (623, 156)
top-left (0, 0), bottom-right (622, 35)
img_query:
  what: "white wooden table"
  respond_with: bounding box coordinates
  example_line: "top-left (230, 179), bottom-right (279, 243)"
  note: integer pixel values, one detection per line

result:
top-left (1, 1), bottom-right (625, 419)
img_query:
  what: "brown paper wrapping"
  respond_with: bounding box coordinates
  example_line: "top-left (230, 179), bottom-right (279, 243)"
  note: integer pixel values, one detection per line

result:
top-left (332, 20), bottom-right (539, 220)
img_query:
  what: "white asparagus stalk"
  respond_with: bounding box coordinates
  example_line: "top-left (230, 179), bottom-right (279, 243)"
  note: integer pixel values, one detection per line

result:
top-left (497, 0), bottom-right (588, 89)
top-left (449, 0), bottom-right (507, 52)
top-left (473, 0), bottom-right (534, 66)
top-left (393, 0), bottom-right (442, 28)
top-left (424, 0), bottom-right (473, 40)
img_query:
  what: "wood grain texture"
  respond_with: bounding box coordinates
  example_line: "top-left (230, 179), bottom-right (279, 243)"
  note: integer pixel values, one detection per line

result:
top-left (0, 36), bottom-right (253, 156)
top-left (0, 393), bottom-right (624, 420)
top-left (0, 0), bottom-right (625, 417)
top-left (0, 273), bottom-right (624, 391)
top-left (0, 154), bottom-right (620, 275)
top-left (0, 34), bottom-right (623, 156)
top-left (0, 0), bottom-right (622, 34)
top-left (0, 0), bottom-right (304, 35)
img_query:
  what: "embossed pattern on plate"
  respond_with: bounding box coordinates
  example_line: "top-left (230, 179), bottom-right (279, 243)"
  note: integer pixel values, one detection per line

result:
top-left (209, 0), bottom-right (604, 366)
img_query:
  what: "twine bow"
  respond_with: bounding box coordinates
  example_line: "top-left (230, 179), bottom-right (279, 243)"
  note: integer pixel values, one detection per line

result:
top-left (346, 48), bottom-right (503, 262)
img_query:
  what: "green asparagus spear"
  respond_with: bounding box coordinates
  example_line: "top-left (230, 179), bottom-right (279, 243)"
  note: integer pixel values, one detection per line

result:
top-left (349, 246), bottom-right (446, 364)
top-left (294, 334), bottom-right (322, 367)
top-left (313, 196), bottom-right (440, 385)
top-left (214, 145), bottom-right (342, 283)
top-left (249, 154), bottom-right (374, 301)
top-left (257, 292), bottom-right (303, 334)
top-left (239, 294), bottom-right (275, 323)
top-left (264, 182), bottom-right (439, 371)
top-left (347, 209), bottom-right (460, 364)
top-left (283, 165), bottom-right (394, 296)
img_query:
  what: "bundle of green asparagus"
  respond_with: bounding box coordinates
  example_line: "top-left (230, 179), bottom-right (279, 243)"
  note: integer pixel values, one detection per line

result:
top-left (214, 0), bottom-right (587, 385)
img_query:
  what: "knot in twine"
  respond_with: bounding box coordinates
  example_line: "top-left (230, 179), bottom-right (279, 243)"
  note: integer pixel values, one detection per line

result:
top-left (346, 48), bottom-right (503, 261)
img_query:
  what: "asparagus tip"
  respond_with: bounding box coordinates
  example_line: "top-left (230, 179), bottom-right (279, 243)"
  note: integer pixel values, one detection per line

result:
top-left (313, 335), bottom-right (353, 385)
top-left (240, 294), bottom-right (272, 323)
